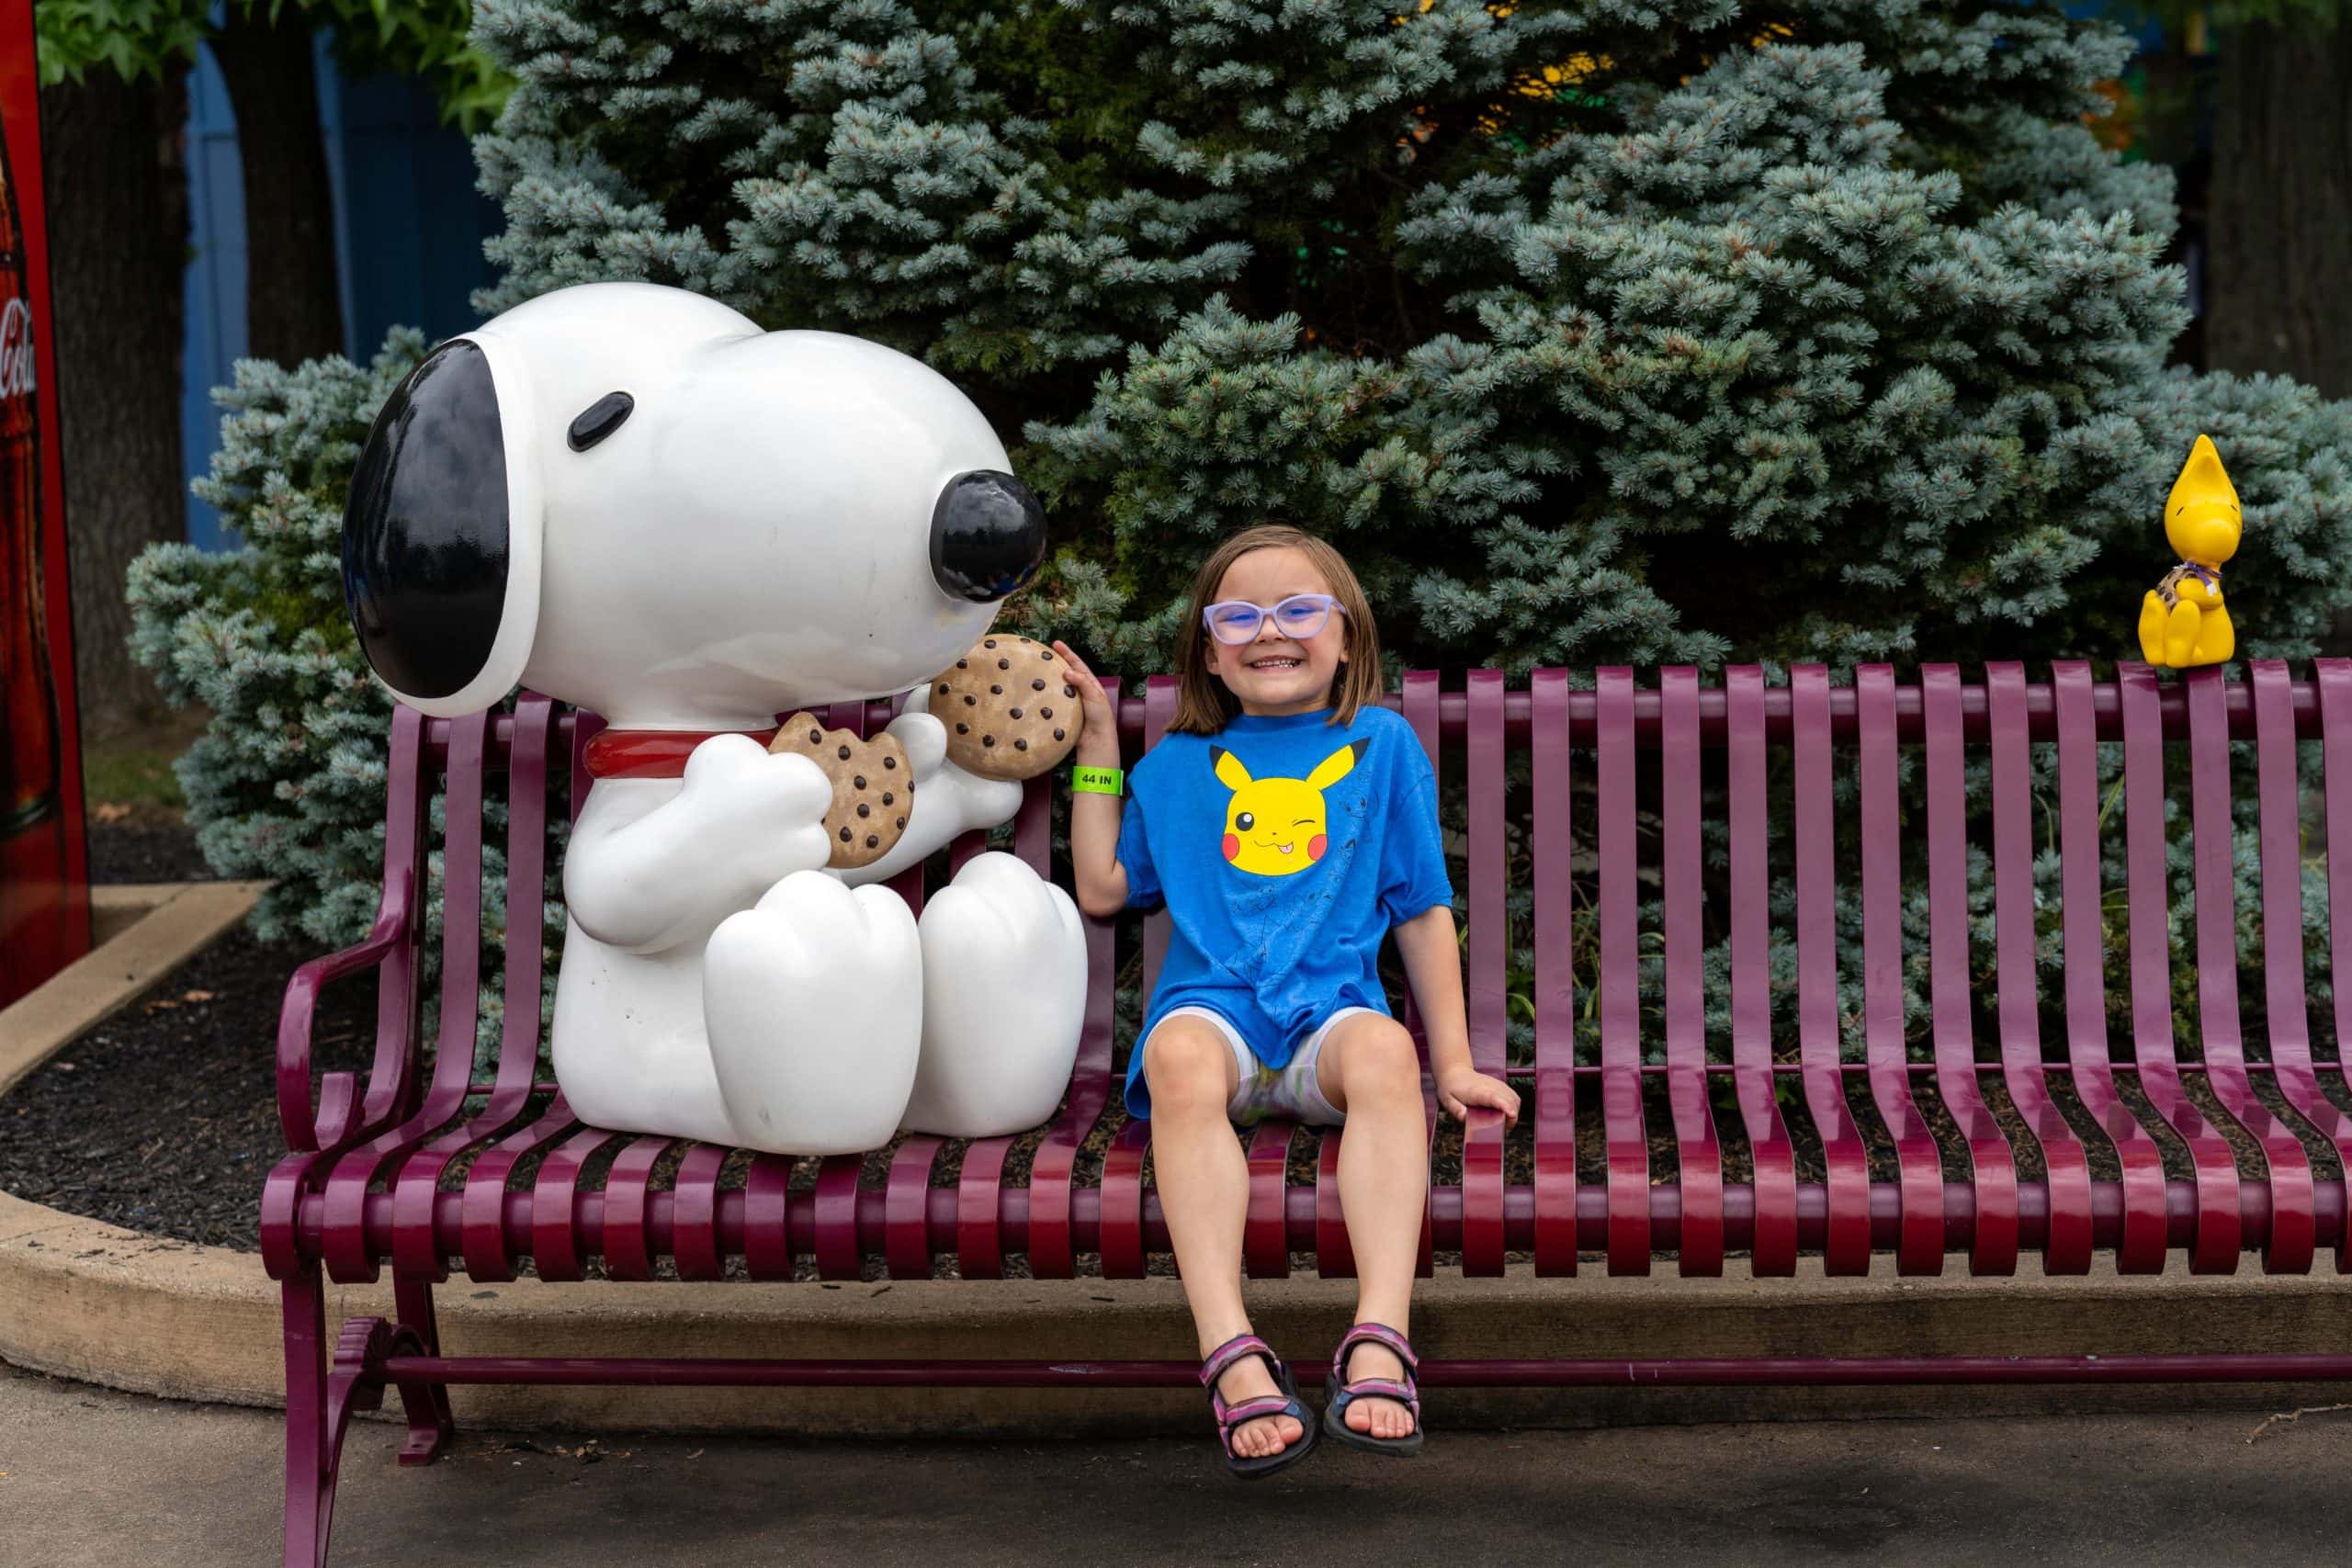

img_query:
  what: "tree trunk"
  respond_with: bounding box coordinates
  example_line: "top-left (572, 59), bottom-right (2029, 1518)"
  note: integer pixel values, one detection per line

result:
top-left (209, 9), bottom-right (345, 367)
top-left (2206, 17), bottom-right (2352, 397)
top-left (37, 65), bottom-right (193, 741)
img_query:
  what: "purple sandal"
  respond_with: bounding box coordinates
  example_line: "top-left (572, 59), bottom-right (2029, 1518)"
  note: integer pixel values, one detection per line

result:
top-left (1200, 1332), bottom-right (1318, 1479)
top-left (1321, 1322), bottom-right (1423, 1457)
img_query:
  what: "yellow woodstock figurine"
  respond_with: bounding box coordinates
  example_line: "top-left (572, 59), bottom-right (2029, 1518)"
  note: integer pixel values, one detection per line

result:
top-left (2137, 434), bottom-right (2242, 670)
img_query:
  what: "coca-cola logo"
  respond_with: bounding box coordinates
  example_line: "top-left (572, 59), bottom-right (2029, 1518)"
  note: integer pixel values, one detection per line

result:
top-left (0, 299), bottom-right (36, 400)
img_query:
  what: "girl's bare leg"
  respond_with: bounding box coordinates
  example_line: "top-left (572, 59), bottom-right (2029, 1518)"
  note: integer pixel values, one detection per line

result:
top-left (1316, 1013), bottom-right (1430, 1438)
top-left (1144, 1020), bottom-right (1302, 1459)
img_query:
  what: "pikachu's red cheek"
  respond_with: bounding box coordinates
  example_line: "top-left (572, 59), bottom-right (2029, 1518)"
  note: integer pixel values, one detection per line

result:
top-left (1308, 834), bottom-right (1328, 862)
top-left (1223, 833), bottom-right (1240, 862)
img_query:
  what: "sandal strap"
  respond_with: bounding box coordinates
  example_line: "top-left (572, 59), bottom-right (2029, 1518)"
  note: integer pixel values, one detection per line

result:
top-left (1332, 1378), bottom-right (1415, 1404)
top-left (1331, 1321), bottom-right (1419, 1380)
top-left (1216, 1393), bottom-right (1295, 1429)
top-left (1199, 1332), bottom-right (1275, 1390)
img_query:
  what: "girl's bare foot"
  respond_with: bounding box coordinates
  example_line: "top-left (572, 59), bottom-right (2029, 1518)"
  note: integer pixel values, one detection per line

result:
top-left (1341, 1338), bottom-right (1418, 1440)
top-left (1216, 1355), bottom-right (1304, 1459)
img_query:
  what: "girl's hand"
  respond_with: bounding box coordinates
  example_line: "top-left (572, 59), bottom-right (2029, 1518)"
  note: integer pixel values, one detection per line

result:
top-left (1049, 640), bottom-right (1122, 766)
top-left (1436, 1066), bottom-right (1521, 1129)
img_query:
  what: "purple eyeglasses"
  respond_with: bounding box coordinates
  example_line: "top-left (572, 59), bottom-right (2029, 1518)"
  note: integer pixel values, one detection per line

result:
top-left (1201, 592), bottom-right (1347, 646)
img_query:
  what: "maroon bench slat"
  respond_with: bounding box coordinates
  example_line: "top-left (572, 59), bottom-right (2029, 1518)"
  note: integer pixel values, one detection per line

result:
top-left (2186, 667), bottom-right (2317, 1274)
top-left (2303, 661), bottom-right (2352, 1267)
top-left (1027, 675), bottom-right (1124, 1280)
top-left (1659, 668), bottom-right (1725, 1277)
top-left (2051, 662), bottom-right (2171, 1272)
top-left (1244, 1121), bottom-right (1295, 1278)
top-left (672, 1145), bottom-right (729, 1281)
top-left (603, 1137), bottom-right (674, 1281)
top-left (1098, 677), bottom-right (1177, 1280)
top-left (1460, 668), bottom-right (1510, 1277)
top-left (742, 1154), bottom-right (796, 1281)
top-left (1985, 664), bottom-right (2094, 1275)
top-left (1528, 669), bottom-right (1577, 1277)
top-left (1922, 666), bottom-right (2021, 1276)
top-left (1724, 667), bottom-right (1800, 1276)
top-left (1595, 669), bottom-right (1652, 1275)
top-left (1792, 667), bottom-right (1872, 1276)
top-left (1857, 665), bottom-right (1949, 1276)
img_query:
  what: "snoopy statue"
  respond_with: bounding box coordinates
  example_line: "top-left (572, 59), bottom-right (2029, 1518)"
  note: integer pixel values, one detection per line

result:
top-left (339, 281), bottom-right (1088, 1156)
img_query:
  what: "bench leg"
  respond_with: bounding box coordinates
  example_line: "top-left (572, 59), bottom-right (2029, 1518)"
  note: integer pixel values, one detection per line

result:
top-left (390, 1277), bottom-right (458, 1466)
top-left (282, 1266), bottom-right (338, 1568)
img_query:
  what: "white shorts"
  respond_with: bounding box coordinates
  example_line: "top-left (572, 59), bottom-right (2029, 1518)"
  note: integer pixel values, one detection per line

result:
top-left (1147, 1005), bottom-right (1383, 1126)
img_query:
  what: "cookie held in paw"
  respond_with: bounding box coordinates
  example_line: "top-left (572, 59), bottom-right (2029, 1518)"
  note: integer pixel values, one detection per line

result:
top-left (768, 713), bottom-right (913, 868)
top-left (928, 635), bottom-right (1085, 781)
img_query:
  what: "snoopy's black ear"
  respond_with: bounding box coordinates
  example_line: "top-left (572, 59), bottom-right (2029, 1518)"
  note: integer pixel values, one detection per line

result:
top-left (342, 339), bottom-right (516, 708)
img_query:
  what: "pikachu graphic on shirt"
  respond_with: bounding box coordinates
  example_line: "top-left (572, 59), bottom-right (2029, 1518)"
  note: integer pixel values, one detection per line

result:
top-left (2138, 434), bottom-right (2243, 671)
top-left (1213, 740), bottom-right (1367, 877)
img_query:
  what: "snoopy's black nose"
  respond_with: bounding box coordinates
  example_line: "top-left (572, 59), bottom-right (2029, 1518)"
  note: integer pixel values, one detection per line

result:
top-left (931, 469), bottom-right (1046, 603)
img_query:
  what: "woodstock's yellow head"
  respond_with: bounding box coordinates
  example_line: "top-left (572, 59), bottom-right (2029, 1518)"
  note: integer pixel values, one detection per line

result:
top-left (1213, 740), bottom-right (1366, 877)
top-left (2165, 434), bottom-right (2243, 570)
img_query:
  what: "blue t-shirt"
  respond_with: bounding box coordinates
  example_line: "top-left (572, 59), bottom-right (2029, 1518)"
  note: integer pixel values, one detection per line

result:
top-left (1115, 704), bottom-right (1455, 1118)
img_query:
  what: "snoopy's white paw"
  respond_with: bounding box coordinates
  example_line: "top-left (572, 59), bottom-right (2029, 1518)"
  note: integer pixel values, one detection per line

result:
top-left (703, 871), bottom-right (922, 1155)
top-left (904, 851), bottom-right (1086, 1136)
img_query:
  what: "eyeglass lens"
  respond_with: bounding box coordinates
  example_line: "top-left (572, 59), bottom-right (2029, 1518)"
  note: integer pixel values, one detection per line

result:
top-left (1205, 595), bottom-right (1335, 643)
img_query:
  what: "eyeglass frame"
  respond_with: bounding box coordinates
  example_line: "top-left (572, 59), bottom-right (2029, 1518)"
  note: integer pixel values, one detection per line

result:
top-left (1199, 592), bottom-right (1349, 646)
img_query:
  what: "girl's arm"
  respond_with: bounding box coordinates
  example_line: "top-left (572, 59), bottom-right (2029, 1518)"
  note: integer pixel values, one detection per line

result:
top-left (1050, 641), bottom-right (1129, 919)
top-left (1393, 903), bottom-right (1521, 1126)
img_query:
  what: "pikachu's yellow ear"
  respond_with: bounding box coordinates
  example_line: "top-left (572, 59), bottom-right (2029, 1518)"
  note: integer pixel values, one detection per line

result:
top-left (1212, 747), bottom-right (1252, 793)
top-left (1305, 739), bottom-right (1369, 793)
top-left (2168, 434), bottom-right (2239, 517)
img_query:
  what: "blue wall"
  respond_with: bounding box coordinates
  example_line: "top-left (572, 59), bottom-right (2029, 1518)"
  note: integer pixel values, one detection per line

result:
top-left (181, 35), bottom-right (500, 548)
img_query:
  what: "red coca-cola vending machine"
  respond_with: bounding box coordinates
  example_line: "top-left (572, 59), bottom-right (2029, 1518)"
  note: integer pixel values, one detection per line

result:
top-left (0, 0), bottom-right (92, 1009)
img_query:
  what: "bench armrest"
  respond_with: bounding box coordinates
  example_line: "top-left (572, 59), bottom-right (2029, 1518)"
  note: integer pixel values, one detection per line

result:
top-left (277, 866), bottom-right (416, 1153)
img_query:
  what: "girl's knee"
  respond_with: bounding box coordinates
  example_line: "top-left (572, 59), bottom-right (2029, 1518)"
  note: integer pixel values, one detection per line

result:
top-left (1334, 1016), bottom-right (1420, 1097)
top-left (1143, 1021), bottom-right (1233, 1113)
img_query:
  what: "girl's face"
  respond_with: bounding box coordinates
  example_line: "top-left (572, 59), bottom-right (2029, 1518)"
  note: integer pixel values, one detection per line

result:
top-left (1202, 546), bottom-right (1348, 716)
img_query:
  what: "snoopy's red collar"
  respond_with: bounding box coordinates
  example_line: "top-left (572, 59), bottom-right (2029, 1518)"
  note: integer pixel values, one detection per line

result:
top-left (582, 727), bottom-right (778, 780)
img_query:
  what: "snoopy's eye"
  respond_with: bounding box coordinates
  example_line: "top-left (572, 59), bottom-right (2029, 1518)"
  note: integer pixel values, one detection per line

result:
top-left (567, 391), bottom-right (635, 452)
top-left (1236, 812), bottom-right (1255, 832)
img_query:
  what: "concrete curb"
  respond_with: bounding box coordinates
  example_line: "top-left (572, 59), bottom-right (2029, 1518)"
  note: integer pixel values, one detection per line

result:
top-left (3, 884), bottom-right (2346, 1435)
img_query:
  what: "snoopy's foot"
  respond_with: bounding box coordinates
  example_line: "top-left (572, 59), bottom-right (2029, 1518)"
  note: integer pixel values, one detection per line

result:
top-left (905, 852), bottom-right (1087, 1136)
top-left (704, 871), bottom-right (922, 1155)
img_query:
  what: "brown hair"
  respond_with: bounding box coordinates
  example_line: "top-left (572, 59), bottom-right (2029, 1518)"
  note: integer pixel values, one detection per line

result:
top-left (1169, 524), bottom-right (1384, 735)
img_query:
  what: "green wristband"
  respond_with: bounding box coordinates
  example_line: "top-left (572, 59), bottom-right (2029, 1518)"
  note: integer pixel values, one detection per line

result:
top-left (1070, 764), bottom-right (1125, 796)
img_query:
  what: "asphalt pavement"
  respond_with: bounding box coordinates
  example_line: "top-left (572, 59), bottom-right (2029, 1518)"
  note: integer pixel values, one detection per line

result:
top-left (5, 1359), bottom-right (2347, 1565)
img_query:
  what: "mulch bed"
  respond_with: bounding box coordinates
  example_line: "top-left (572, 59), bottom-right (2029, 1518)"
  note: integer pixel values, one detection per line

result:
top-left (1, 921), bottom-right (376, 1250)
top-left (83, 805), bottom-right (216, 885)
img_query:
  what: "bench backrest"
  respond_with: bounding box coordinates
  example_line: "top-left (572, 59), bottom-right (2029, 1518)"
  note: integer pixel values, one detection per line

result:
top-left (362, 660), bottom-right (2352, 1278)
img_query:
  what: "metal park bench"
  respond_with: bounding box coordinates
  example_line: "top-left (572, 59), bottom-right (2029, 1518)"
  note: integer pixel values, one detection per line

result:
top-left (264, 661), bottom-right (2352, 1564)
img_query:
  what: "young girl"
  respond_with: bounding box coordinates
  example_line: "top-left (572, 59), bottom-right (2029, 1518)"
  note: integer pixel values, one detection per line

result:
top-left (1053, 525), bottom-right (1520, 1477)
